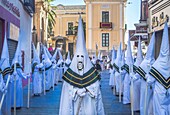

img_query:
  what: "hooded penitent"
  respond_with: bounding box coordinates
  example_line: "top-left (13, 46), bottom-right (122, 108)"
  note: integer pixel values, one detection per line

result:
top-left (32, 43), bottom-right (40, 73)
top-left (57, 50), bottom-right (63, 65)
top-left (133, 37), bottom-right (143, 73)
top-left (124, 37), bottom-right (134, 74)
top-left (51, 49), bottom-right (58, 63)
top-left (136, 32), bottom-right (155, 115)
top-left (149, 22), bottom-right (170, 90)
top-left (43, 46), bottom-right (52, 69)
top-left (132, 37), bottom-right (143, 111)
top-left (11, 31), bottom-right (24, 108)
top-left (63, 16), bottom-right (100, 88)
top-left (113, 43), bottom-right (122, 73)
top-left (1, 31), bottom-right (11, 115)
top-left (1, 33), bottom-right (11, 77)
top-left (65, 51), bottom-right (71, 66)
top-left (147, 22), bottom-right (170, 115)
top-left (59, 16), bottom-right (104, 115)
top-left (11, 37), bottom-right (22, 70)
top-left (45, 47), bottom-right (52, 60)
top-left (122, 38), bottom-right (133, 104)
top-left (111, 47), bottom-right (116, 65)
top-left (109, 47), bottom-right (117, 86)
top-left (137, 32), bottom-right (155, 80)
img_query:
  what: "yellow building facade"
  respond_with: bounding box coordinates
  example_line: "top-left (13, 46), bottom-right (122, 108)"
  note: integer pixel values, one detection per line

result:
top-left (85, 0), bottom-right (126, 56)
top-left (50, 0), bottom-right (127, 58)
top-left (51, 5), bottom-right (86, 58)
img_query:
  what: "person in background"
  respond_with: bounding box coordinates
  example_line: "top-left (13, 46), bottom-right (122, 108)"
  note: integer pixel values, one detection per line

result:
top-left (95, 59), bottom-right (102, 72)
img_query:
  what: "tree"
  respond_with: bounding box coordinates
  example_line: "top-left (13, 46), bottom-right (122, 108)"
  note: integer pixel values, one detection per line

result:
top-left (45, 0), bottom-right (56, 38)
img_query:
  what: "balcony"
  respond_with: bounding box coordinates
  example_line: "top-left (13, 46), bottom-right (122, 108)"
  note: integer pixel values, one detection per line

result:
top-left (100, 22), bottom-right (112, 29)
top-left (66, 31), bottom-right (77, 36)
top-left (24, 0), bottom-right (35, 13)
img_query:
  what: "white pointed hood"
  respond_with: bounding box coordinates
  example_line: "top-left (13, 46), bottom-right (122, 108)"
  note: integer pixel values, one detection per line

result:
top-left (139, 32), bottom-right (155, 73)
top-left (111, 47), bottom-right (116, 65)
top-left (115, 43), bottom-right (122, 66)
top-left (69, 16), bottom-right (93, 74)
top-left (63, 16), bottom-right (100, 88)
top-left (97, 51), bottom-right (101, 60)
top-left (12, 31), bottom-right (22, 66)
top-left (65, 51), bottom-right (71, 64)
top-left (37, 42), bottom-right (41, 59)
top-left (52, 49), bottom-right (58, 60)
top-left (32, 43), bottom-right (40, 64)
top-left (1, 32), bottom-right (10, 71)
top-left (45, 47), bottom-right (52, 59)
top-left (114, 43), bottom-right (122, 66)
top-left (57, 50), bottom-right (63, 65)
top-left (43, 45), bottom-right (52, 68)
top-left (113, 43), bottom-right (122, 72)
top-left (121, 50), bottom-right (125, 67)
top-left (152, 22), bottom-right (170, 79)
top-left (125, 37), bottom-right (134, 66)
top-left (134, 37), bottom-right (143, 66)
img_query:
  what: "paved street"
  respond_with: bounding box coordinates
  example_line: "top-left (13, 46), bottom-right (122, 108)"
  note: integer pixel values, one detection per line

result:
top-left (12, 70), bottom-right (140, 115)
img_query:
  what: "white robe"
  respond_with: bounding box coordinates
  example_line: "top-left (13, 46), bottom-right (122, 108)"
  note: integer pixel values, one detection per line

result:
top-left (140, 76), bottom-right (153, 115)
top-left (51, 64), bottom-right (57, 86)
top-left (11, 68), bottom-right (23, 107)
top-left (147, 74), bottom-right (169, 115)
top-left (32, 65), bottom-right (42, 95)
top-left (109, 68), bottom-right (115, 86)
top-left (57, 65), bottom-right (63, 82)
top-left (123, 72), bottom-right (131, 104)
top-left (132, 74), bottom-right (141, 111)
top-left (1, 74), bottom-right (11, 115)
top-left (45, 68), bottom-right (52, 90)
top-left (0, 74), bottom-right (5, 115)
top-left (59, 81), bottom-right (105, 115)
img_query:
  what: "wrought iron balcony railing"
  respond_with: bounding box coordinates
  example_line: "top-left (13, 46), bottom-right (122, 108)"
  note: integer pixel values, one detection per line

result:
top-left (100, 22), bottom-right (112, 29)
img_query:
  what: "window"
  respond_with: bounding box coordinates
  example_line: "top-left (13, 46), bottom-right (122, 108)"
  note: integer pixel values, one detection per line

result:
top-left (68, 22), bottom-right (73, 34)
top-left (102, 33), bottom-right (109, 47)
top-left (102, 11), bottom-right (109, 22)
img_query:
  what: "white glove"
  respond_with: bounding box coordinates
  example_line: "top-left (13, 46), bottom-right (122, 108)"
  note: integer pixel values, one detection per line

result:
top-left (77, 88), bottom-right (86, 97)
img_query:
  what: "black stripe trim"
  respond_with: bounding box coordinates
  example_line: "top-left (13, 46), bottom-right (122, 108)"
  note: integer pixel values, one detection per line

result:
top-left (121, 65), bottom-right (125, 70)
top-left (149, 67), bottom-right (170, 89)
top-left (136, 66), bottom-right (146, 81)
top-left (133, 65), bottom-right (138, 74)
top-left (39, 65), bottom-right (52, 72)
top-left (2, 67), bottom-right (11, 77)
top-left (11, 63), bottom-right (22, 74)
top-left (113, 63), bottom-right (119, 73)
top-left (62, 67), bottom-right (100, 88)
top-left (124, 64), bottom-right (129, 74)
top-left (65, 63), bottom-right (71, 68)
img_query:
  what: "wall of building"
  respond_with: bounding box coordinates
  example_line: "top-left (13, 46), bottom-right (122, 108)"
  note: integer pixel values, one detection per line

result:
top-left (0, 0), bottom-right (33, 73)
top-left (33, 1), bottom-right (48, 46)
top-left (148, 0), bottom-right (170, 58)
top-left (85, 0), bottom-right (126, 56)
